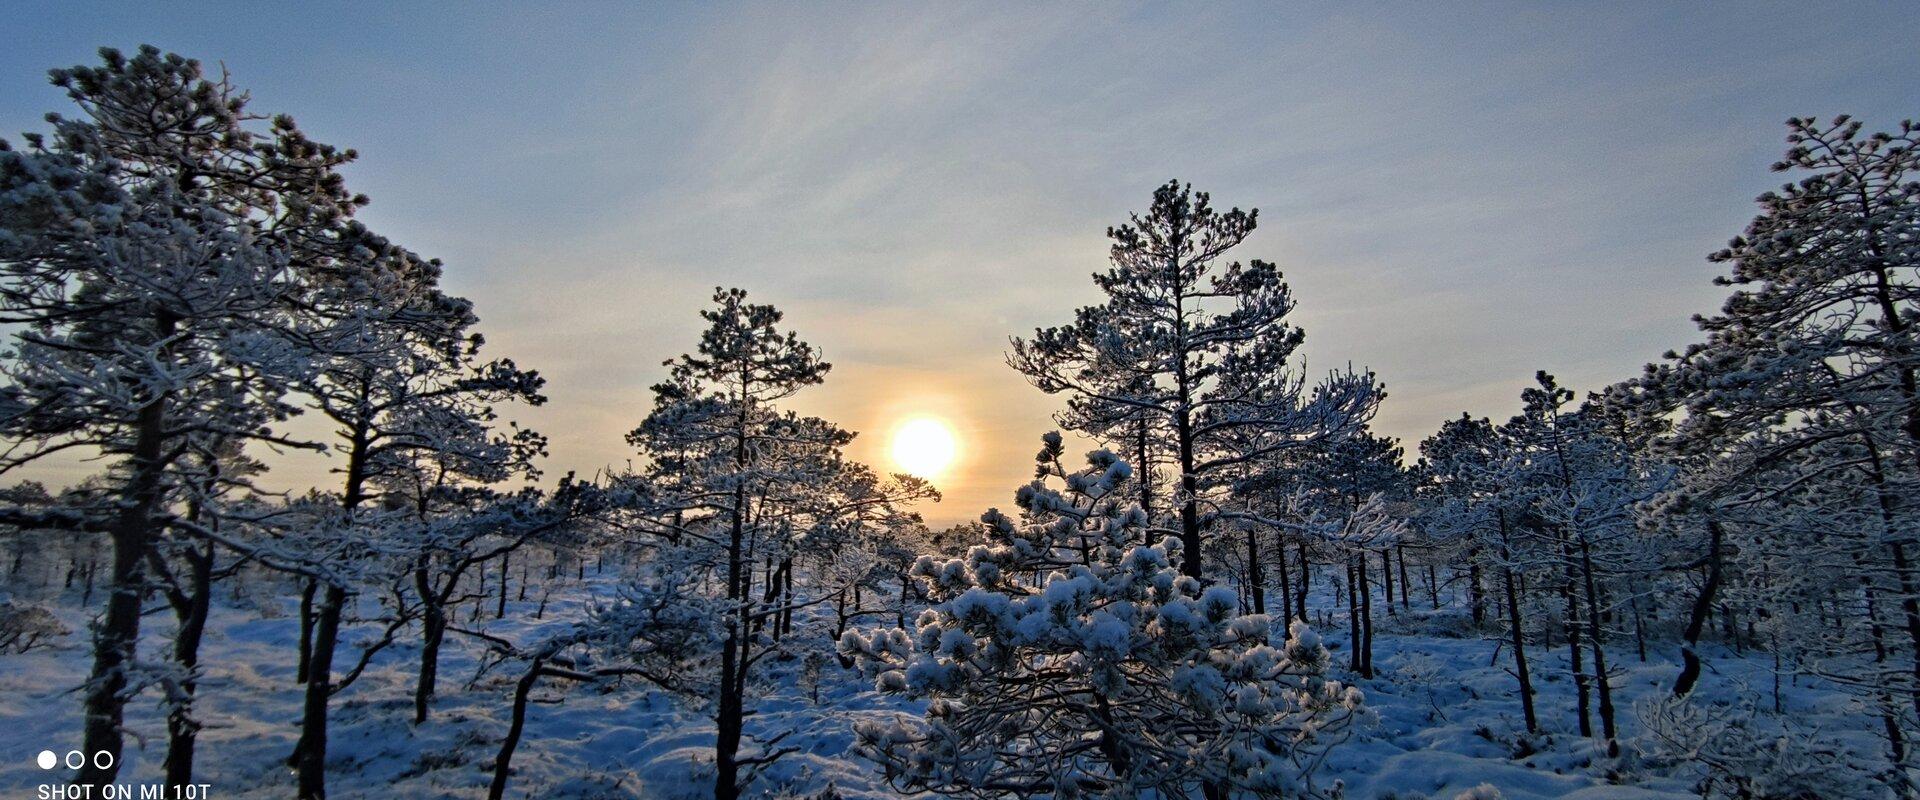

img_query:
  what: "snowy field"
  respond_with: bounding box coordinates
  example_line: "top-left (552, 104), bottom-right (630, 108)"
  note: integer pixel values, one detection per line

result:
top-left (0, 567), bottom-right (1882, 800)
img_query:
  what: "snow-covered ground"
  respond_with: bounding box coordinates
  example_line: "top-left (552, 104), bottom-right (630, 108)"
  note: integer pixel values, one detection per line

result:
top-left (0, 572), bottom-right (1883, 799)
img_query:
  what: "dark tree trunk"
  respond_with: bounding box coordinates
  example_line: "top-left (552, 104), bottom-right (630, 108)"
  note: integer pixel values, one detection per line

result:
top-left (1243, 526), bottom-right (1265, 614)
top-left (294, 584), bottom-right (345, 799)
top-left (1504, 565), bottom-right (1538, 732)
top-left (297, 578), bottom-right (317, 684)
top-left (162, 540), bottom-right (214, 789)
top-left (1357, 553), bottom-right (1374, 677)
top-left (1632, 596), bottom-right (1648, 663)
top-left (413, 561), bottom-right (452, 725)
top-left (836, 587), bottom-right (857, 668)
top-left (1565, 564), bottom-right (1591, 738)
top-left (1175, 407), bottom-right (1202, 581)
top-left (714, 461), bottom-right (750, 800)
top-left (294, 419), bottom-right (371, 799)
top-left (1859, 434), bottom-right (1920, 716)
top-left (1888, 540), bottom-right (1920, 716)
top-left (1345, 559), bottom-right (1362, 673)
top-left (488, 658), bottom-right (543, 800)
top-left (1672, 518), bottom-right (1724, 698)
top-left (1860, 576), bottom-right (1909, 779)
top-left (496, 551), bottom-right (509, 619)
top-left (1497, 510), bottom-right (1538, 732)
top-left (1296, 542), bottom-right (1310, 622)
top-left (78, 315), bottom-right (174, 788)
top-left (779, 557), bottom-right (795, 637)
top-left (1136, 417), bottom-right (1153, 544)
top-left (1578, 536), bottom-right (1617, 753)
top-left (1397, 545), bottom-right (1412, 611)
top-left (1274, 532), bottom-right (1293, 626)
top-left (1379, 548), bottom-right (1395, 616)
top-left (1468, 549), bottom-right (1485, 624)
top-left (897, 571), bottom-right (910, 629)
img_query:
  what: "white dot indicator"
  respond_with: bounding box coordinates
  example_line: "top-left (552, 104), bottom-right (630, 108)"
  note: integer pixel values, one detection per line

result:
top-left (36, 750), bottom-right (56, 769)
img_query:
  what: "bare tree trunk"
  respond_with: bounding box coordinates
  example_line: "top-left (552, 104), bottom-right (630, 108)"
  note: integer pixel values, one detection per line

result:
top-left (294, 584), bottom-right (345, 799)
top-left (488, 658), bottom-right (543, 800)
top-left (161, 540), bottom-right (214, 789)
top-left (714, 450), bottom-right (750, 800)
top-left (1672, 519), bottom-right (1723, 698)
top-left (78, 319), bottom-right (173, 788)
top-left (413, 561), bottom-right (450, 725)
top-left (1861, 576), bottom-right (1910, 783)
top-left (1380, 547), bottom-right (1395, 615)
top-left (1631, 596), bottom-right (1648, 662)
top-left (1243, 526), bottom-right (1265, 614)
top-left (1578, 536), bottom-right (1618, 754)
top-left (1296, 542), bottom-right (1311, 622)
top-left (1136, 417), bottom-right (1153, 545)
top-left (1397, 545), bottom-right (1412, 611)
top-left (1345, 558), bottom-right (1362, 673)
top-left (1565, 565), bottom-right (1591, 738)
top-left (297, 579), bottom-right (316, 684)
top-left (1274, 532), bottom-right (1293, 627)
top-left (1357, 553), bottom-right (1374, 677)
top-left (294, 418), bottom-right (371, 799)
top-left (1859, 434), bottom-right (1920, 716)
top-left (898, 572), bottom-right (910, 629)
top-left (1175, 408), bottom-right (1202, 581)
top-left (496, 551), bottom-right (509, 619)
top-left (1504, 563), bottom-right (1538, 732)
top-left (1467, 548), bottom-right (1485, 624)
top-left (779, 558), bottom-right (795, 637)
top-left (1497, 509), bottom-right (1538, 732)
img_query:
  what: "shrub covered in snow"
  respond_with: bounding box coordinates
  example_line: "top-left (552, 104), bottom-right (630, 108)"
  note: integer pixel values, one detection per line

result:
top-left (842, 439), bottom-right (1366, 798)
top-left (0, 597), bottom-right (67, 653)
top-left (1636, 695), bottom-right (1891, 799)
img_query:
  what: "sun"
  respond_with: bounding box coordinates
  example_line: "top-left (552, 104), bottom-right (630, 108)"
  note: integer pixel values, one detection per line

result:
top-left (889, 416), bottom-right (959, 479)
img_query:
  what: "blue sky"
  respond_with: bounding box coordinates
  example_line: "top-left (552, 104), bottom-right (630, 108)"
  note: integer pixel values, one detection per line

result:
top-left (3, 2), bottom-right (1916, 523)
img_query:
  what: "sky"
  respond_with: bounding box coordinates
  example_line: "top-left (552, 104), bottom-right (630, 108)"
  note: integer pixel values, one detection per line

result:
top-left (2, 2), bottom-right (1917, 526)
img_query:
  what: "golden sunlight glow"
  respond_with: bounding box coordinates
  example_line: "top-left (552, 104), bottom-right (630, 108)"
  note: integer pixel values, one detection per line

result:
top-left (888, 416), bottom-right (959, 479)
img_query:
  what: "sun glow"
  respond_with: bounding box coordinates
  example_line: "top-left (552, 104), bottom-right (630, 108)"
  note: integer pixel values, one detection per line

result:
top-left (888, 416), bottom-right (959, 479)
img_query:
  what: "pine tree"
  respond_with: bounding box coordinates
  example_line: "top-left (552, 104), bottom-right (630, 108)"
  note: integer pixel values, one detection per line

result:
top-left (1418, 413), bottom-right (1539, 732)
top-left (1011, 180), bottom-right (1380, 582)
top-left (620, 287), bottom-right (933, 800)
top-left (1626, 116), bottom-right (1920, 772)
top-left (844, 437), bottom-right (1365, 798)
top-left (0, 46), bottom-right (375, 788)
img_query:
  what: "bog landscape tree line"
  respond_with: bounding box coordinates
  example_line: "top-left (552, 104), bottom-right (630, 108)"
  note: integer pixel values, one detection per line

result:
top-left (1, 46), bottom-right (1917, 800)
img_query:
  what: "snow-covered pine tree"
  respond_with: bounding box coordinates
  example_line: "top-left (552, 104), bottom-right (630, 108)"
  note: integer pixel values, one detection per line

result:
top-left (1010, 181), bottom-right (1381, 582)
top-left (1621, 116), bottom-right (1920, 774)
top-left (1418, 412), bottom-right (1541, 732)
top-left (0, 46), bottom-right (377, 788)
top-left (844, 435), bottom-right (1365, 798)
top-left (286, 284), bottom-right (545, 797)
top-left (619, 287), bottom-right (935, 800)
top-left (1523, 376), bottom-right (1657, 752)
top-left (145, 433), bottom-right (266, 786)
